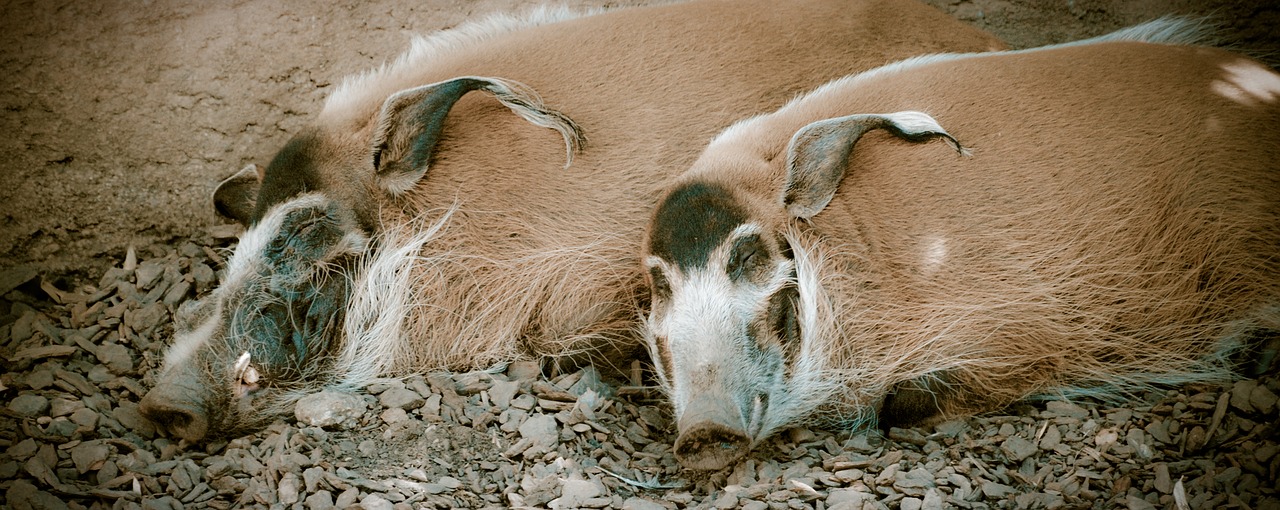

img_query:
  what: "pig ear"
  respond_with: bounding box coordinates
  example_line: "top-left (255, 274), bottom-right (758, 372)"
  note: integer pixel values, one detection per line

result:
top-left (782, 111), bottom-right (964, 219)
top-left (213, 163), bottom-right (264, 225)
top-left (370, 76), bottom-right (585, 195)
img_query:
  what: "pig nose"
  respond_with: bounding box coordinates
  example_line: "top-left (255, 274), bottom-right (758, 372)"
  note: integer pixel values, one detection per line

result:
top-left (139, 385), bottom-right (210, 443)
top-left (674, 421), bottom-right (751, 470)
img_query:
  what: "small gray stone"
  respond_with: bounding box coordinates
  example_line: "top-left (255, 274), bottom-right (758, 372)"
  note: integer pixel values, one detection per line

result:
top-left (162, 280), bottom-right (191, 306)
top-left (190, 263), bottom-right (216, 293)
top-left (277, 472), bottom-right (300, 505)
top-left (135, 260), bottom-right (165, 290)
top-left (142, 496), bottom-right (181, 510)
top-left (1214, 465), bottom-right (1242, 485)
top-left (1039, 423), bottom-right (1062, 450)
top-left (982, 481), bottom-right (1014, 498)
top-left (10, 311), bottom-right (38, 345)
top-left (422, 393), bottom-right (442, 416)
top-left (900, 497), bottom-right (923, 510)
top-left (922, 488), bottom-right (944, 510)
top-left (8, 394), bottom-right (50, 417)
top-left (507, 360), bottom-right (542, 382)
top-left (713, 491), bottom-right (739, 509)
top-left (553, 478), bottom-right (602, 508)
top-left (378, 387), bottom-right (425, 410)
top-left (438, 476), bottom-right (462, 489)
top-left (1145, 420), bottom-right (1172, 444)
top-left (933, 419), bottom-right (968, 438)
top-left (1249, 384), bottom-right (1277, 414)
top-left (827, 489), bottom-right (875, 507)
top-left (568, 366), bottom-right (615, 399)
top-left (364, 378), bottom-right (401, 394)
top-left (335, 488), bottom-right (360, 508)
top-left (1002, 435), bottom-right (1038, 462)
top-left (44, 417), bottom-right (78, 437)
top-left (306, 490), bottom-right (335, 510)
top-left (24, 453), bottom-right (60, 487)
top-left (24, 369), bottom-right (54, 390)
top-left (127, 302), bottom-right (167, 333)
top-left (86, 365), bottom-right (113, 383)
top-left (6, 479), bottom-right (64, 510)
top-left (519, 413), bottom-right (559, 447)
top-left (419, 483), bottom-right (449, 494)
top-left (1154, 463), bottom-right (1173, 494)
top-left (1044, 400), bottom-right (1089, 419)
top-left (620, 497), bottom-right (669, 510)
top-left (454, 371), bottom-right (493, 396)
top-left (70, 441), bottom-right (110, 473)
top-left (295, 390), bottom-right (366, 429)
top-left (1126, 495), bottom-right (1157, 510)
top-left (359, 493), bottom-right (394, 510)
top-left (96, 343), bottom-right (134, 374)
top-left (895, 466), bottom-right (936, 489)
top-left (70, 407), bottom-right (99, 429)
top-left (1255, 443), bottom-right (1280, 463)
top-left (303, 466), bottom-right (326, 493)
top-left (380, 407), bottom-right (408, 424)
top-left (489, 379), bottom-right (520, 410)
top-left (1231, 380), bottom-right (1259, 413)
top-left (48, 397), bottom-right (82, 417)
top-left (7, 439), bottom-right (39, 460)
top-left (510, 393), bottom-right (536, 411)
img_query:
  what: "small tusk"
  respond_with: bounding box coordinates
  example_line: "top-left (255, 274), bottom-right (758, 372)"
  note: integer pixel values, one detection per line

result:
top-left (242, 365), bottom-right (260, 385)
top-left (234, 351), bottom-right (251, 379)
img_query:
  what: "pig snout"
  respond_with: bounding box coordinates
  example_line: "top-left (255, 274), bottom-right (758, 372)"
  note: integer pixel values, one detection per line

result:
top-left (672, 392), bottom-right (754, 470)
top-left (139, 383), bottom-right (211, 443)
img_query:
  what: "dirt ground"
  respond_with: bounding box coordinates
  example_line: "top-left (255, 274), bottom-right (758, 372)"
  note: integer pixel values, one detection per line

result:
top-left (1, 0), bottom-right (1278, 280)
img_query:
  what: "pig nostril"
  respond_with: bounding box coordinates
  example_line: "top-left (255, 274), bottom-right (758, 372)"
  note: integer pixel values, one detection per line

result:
top-left (673, 422), bottom-right (752, 471)
top-left (149, 408), bottom-right (193, 428)
top-left (140, 392), bottom-right (210, 443)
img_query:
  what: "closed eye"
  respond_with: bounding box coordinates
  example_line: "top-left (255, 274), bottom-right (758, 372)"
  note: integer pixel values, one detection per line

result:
top-left (727, 234), bottom-right (767, 281)
top-left (649, 266), bottom-right (672, 299)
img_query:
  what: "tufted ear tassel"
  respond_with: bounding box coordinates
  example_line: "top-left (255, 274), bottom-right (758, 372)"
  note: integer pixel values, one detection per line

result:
top-left (369, 76), bottom-right (586, 195)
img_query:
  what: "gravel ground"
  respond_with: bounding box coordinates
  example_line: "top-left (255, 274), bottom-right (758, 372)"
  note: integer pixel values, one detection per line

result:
top-left (1, 233), bottom-right (1277, 509)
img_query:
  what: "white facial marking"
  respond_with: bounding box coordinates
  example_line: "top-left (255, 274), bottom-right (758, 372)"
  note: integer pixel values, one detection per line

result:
top-left (653, 225), bottom-right (797, 434)
top-left (161, 300), bottom-right (222, 373)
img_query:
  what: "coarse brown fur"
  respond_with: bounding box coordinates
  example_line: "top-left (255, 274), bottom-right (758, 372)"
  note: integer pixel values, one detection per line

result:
top-left (356, 0), bottom-right (1006, 375)
top-left (646, 33), bottom-right (1280, 469)
top-left (140, 0), bottom-right (1008, 443)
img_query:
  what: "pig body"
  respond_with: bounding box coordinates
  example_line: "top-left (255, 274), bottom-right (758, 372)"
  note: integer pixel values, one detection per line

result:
top-left (643, 22), bottom-right (1280, 470)
top-left (137, 0), bottom-right (1006, 442)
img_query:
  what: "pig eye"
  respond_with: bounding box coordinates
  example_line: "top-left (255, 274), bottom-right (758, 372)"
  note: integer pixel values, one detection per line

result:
top-left (727, 234), bottom-right (768, 281)
top-left (649, 266), bottom-right (672, 299)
